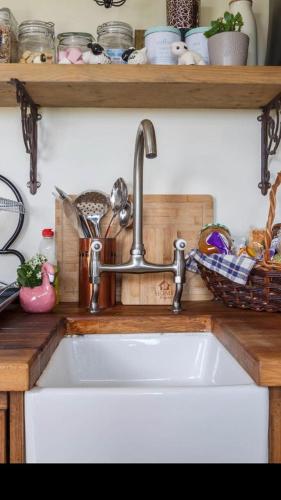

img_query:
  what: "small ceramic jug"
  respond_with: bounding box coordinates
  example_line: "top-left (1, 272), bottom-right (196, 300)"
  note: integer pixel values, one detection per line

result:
top-left (19, 262), bottom-right (56, 313)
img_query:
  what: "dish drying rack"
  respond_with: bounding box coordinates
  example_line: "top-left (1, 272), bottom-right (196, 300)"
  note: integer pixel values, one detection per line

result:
top-left (0, 174), bottom-right (25, 313)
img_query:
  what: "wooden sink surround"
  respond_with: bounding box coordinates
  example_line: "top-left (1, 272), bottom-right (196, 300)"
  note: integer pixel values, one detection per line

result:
top-left (1, 302), bottom-right (281, 463)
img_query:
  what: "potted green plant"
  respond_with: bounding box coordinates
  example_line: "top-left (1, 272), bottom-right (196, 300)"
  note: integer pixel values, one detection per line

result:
top-left (204, 11), bottom-right (249, 65)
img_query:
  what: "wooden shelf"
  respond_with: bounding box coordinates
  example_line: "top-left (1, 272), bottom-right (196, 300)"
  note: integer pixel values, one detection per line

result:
top-left (0, 64), bottom-right (281, 109)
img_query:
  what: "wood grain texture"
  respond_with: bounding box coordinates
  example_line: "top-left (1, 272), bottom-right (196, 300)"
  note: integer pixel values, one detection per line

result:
top-left (0, 410), bottom-right (7, 463)
top-left (0, 393), bottom-right (7, 464)
top-left (269, 388), bottom-right (281, 463)
top-left (66, 314), bottom-right (212, 335)
top-left (9, 392), bottom-right (25, 464)
top-left (56, 195), bottom-right (213, 305)
top-left (0, 317), bottom-right (65, 392)
top-left (0, 65), bottom-right (281, 108)
top-left (213, 318), bottom-right (281, 387)
top-left (121, 195), bottom-right (213, 304)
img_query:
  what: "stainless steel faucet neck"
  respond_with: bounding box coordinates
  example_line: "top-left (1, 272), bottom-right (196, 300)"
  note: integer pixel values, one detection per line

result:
top-left (131, 120), bottom-right (157, 257)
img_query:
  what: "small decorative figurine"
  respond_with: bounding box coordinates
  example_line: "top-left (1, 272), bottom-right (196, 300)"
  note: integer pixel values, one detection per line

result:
top-left (122, 47), bottom-right (148, 64)
top-left (171, 41), bottom-right (206, 65)
top-left (82, 43), bottom-right (112, 64)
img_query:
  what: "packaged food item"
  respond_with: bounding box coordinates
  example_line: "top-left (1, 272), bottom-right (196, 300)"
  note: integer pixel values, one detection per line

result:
top-left (248, 228), bottom-right (266, 246)
top-left (18, 20), bottom-right (55, 64)
top-left (198, 223), bottom-right (232, 255)
top-left (273, 254), bottom-right (281, 264)
top-left (0, 8), bottom-right (18, 63)
top-left (246, 227), bottom-right (265, 259)
top-left (246, 241), bottom-right (264, 259)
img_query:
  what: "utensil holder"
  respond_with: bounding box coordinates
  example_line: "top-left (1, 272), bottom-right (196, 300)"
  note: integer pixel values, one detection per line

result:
top-left (79, 238), bottom-right (116, 309)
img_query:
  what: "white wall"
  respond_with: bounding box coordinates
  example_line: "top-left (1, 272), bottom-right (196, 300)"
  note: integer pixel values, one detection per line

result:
top-left (1, 0), bottom-right (279, 283)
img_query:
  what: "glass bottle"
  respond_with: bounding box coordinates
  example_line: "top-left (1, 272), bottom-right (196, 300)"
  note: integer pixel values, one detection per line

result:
top-left (0, 8), bottom-right (18, 63)
top-left (229, 0), bottom-right (257, 66)
top-left (57, 32), bottom-right (95, 64)
top-left (97, 21), bottom-right (134, 64)
top-left (265, 0), bottom-right (281, 65)
top-left (39, 228), bottom-right (59, 302)
top-left (18, 20), bottom-right (55, 64)
top-left (167, 0), bottom-right (200, 30)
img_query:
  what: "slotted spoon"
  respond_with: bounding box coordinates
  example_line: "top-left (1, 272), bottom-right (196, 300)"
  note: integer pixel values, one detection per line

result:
top-left (74, 191), bottom-right (110, 238)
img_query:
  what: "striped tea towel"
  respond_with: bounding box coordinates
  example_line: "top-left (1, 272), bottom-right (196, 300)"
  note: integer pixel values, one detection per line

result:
top-left (186, 249), bottom-right (256, 286)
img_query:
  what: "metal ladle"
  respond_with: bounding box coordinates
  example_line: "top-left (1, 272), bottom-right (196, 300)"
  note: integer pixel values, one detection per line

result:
top-left (105, 177), bottom-right (128, 238)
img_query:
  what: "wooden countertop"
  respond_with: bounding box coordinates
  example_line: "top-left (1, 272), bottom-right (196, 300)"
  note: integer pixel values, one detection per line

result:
top-left (1, 301), bottom-right (281, 390)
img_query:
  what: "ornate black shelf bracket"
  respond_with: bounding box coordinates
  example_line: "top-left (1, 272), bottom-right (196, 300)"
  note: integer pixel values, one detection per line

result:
top-left (258, 93), bottom-right (281, 196)
top-left (10, 78), bottom-right (42, 195)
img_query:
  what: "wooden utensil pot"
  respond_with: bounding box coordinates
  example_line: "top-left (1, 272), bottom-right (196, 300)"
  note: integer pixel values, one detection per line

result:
top-left (79, 238), bottom-right (116, 309)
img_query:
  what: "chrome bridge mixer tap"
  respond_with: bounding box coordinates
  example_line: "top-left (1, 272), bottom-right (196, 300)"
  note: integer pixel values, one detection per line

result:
top-left (89, 119), bottom-right (187, 314)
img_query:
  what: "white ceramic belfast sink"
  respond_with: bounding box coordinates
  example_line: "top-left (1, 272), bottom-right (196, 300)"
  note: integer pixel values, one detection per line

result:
top-left (25, 333), bottom-right (269, 463)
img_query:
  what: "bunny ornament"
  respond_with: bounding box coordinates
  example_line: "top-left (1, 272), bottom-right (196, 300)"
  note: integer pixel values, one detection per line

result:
top-left (171, 41), bottom-right (206, 65)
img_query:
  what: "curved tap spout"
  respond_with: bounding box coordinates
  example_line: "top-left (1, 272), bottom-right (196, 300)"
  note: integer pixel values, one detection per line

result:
top-left (131, 119), bottom-right (157, 257)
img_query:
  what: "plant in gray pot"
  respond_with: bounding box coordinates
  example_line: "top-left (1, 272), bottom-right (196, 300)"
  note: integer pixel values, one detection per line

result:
top-left (205, 11), bottom-right (249, 65)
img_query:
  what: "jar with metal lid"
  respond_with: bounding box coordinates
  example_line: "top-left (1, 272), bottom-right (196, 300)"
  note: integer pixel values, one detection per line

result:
top-left (97, 21), bottom-right (134, 64)
top-left (57, 32), bottom-right (95, 64)
top-left (0, 8), bottom-right (18, 63)
top-left (18, 20), bottom-right (55, 64)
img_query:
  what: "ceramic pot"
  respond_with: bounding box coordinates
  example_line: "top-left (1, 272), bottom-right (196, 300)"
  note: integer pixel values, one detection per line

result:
top-left (19, 285), bottom-right (56, 313)
top-left (208, 31), bottom-right (249, 66)
top-left (19, 262), bottom-right (56, 313)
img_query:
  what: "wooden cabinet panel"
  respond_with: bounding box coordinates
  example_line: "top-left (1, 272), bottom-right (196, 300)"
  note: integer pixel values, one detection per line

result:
top-left (0, 393), bottom-right (8, 463)
top-left (9, 392), bottom-right (25, 464)
top-left (269, 388), bottom-right (281, 463)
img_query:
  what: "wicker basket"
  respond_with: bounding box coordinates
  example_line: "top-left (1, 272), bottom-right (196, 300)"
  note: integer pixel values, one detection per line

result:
top-left (198, 172), bottom-right (281, 312)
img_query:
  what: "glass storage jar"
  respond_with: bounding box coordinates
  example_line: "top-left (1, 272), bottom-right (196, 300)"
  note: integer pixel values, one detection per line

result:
top-left (18, 20), bottom-right (55, 64)
top-left (97, 21), bottom-right (134, 64)
top-left (0, 8), bottom-right (18, 63)
top-left (57, 32), bottom-right (95, 64)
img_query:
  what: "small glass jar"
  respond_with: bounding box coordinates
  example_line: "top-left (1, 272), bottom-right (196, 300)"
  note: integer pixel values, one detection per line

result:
top-left (57, 32), bottom-right (95, 64)
top-left (0, 8), bottom-right (18, 63)
top-left (18, 20), bottom-right (55, 64)
top-left (97, 21), bottom-right (134, 64)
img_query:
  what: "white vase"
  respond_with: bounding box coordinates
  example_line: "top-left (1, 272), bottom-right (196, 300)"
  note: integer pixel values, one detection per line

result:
top-left (229, 0), bottom-right (257, 65)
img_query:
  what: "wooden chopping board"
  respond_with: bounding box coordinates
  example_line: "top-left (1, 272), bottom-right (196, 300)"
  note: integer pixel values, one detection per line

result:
top-left (55, 194), bottom-right (213, 304)
top-left (120, 195), bottom-right (213, 304)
